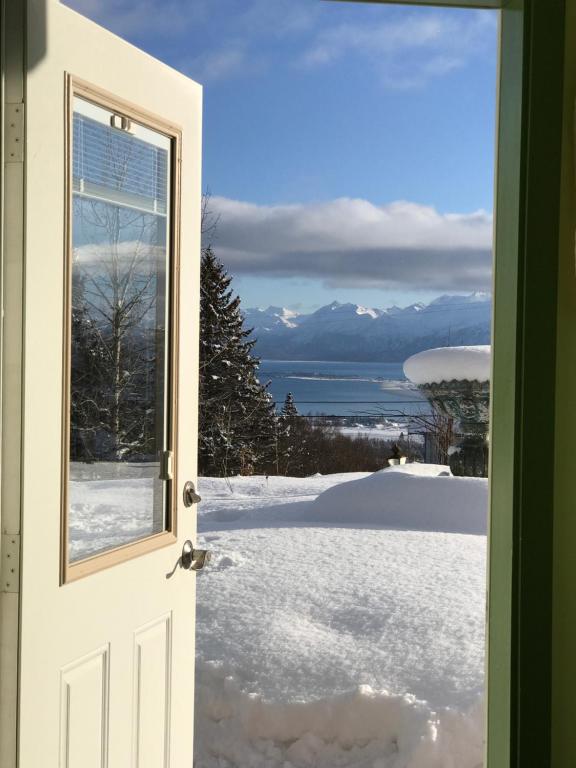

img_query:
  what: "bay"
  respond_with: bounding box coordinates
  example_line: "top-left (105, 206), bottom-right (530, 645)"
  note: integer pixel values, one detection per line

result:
top-left (257, 360), bottom-right (429, 417)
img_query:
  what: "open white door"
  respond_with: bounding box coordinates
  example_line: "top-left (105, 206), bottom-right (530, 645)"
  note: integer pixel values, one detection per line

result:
top-left (16, 2), bottom-right (202, 765)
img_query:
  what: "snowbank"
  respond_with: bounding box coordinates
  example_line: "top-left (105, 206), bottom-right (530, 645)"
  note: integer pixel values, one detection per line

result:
top-left (197, 472), bottom-right (371, 527)
top-left (384, 463), bottom-right (452, 477)
top-left (403, 345), bottom-right (491, 385)
top-left (69, 469), bottom-right (155, 561)
top-left (195, 661), bottom-right (484, 768)
top-left (305, 466), bottom-right (487, 534)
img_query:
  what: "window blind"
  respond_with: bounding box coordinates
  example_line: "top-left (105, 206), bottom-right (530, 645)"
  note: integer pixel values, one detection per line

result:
top-left (72, 113), bottom-right (169, 216)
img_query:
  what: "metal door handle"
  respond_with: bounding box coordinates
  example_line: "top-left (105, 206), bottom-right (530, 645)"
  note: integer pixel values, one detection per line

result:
top-left (181, 540), bottom-right (211, 571)
top-left (183, 481), bottom-right (201, 507)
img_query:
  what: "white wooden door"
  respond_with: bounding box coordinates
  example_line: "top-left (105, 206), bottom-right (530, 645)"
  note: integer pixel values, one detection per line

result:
top-left (18, 2), bottom-right (202, 765)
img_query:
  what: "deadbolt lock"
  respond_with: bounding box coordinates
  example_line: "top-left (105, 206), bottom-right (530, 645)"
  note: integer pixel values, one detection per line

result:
top-left (183, 480), bottom-right (201, 507)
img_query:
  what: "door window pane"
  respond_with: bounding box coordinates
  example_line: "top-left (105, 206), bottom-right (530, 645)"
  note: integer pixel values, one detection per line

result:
top-left (67, 95), bottom-right (173, 564)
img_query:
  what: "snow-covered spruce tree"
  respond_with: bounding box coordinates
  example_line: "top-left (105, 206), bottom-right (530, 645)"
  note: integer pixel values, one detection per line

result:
top-left (277, 391), bottom-right (311, 475)
top-left (199, 247), bottom-right (278, 476)
top-left (281, 391), bottom-right (298, 419)
top-left (277, 392), bottom-right (297, 475)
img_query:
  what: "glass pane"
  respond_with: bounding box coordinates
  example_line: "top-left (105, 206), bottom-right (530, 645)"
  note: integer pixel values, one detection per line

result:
top-left (68, 96), bottom-right (173, 564)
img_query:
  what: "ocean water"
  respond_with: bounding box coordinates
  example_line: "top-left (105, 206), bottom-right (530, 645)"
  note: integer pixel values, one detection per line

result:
top-left (258, 360), bottom-right (429, 417)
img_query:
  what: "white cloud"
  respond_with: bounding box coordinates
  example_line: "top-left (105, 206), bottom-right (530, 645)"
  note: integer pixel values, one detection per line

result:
top-left (302, 16), bottom-right (445, 66)
top-left (64, 0), bottom-right (208, 39)
top-left (66, 0), bottom-right (319, 81)
top-left (207, 196), bottom-right (493, 292)
top-left (179, 0), bottom-right (320, 82)
top-left (233, 0), bottom-right (320, 39)
top-left (186, 47), bottom-right (249, 83)
top-left (73, 241), bottom-right (165, 268)
top-left (300, 11), bottom-right (497, 89)
top-left (64, 1), bottom-right (494, 88)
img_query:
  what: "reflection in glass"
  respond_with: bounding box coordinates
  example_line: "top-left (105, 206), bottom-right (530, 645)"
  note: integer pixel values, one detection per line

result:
top-left (68, 97), bottom-right (172, 563)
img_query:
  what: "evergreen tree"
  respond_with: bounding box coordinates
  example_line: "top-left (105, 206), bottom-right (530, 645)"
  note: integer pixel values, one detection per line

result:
top-left (281, 392), bottom-right (298, 419)
top-left (199, 247), bottom-right (278, 476)
top-left (277, 391), bottom-right (311, 475)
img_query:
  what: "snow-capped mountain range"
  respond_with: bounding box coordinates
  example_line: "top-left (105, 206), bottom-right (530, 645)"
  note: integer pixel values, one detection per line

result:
top-left (244, 293), bottom-right (491, 362)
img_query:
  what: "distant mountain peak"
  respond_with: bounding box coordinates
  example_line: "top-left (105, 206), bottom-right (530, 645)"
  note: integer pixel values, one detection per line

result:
top-left (244, 305), bottom-right (300, 331)
top-left (356, 305), bottom-right (381, 319)
top-left (258, 305), bottom-right (299, 318)
top-left (244, 294), bottom-right (492, 363)
top-left (311, 301), bottom-right (382, 318)
top-left (429, 292), bottom-right (491, 307)
top-left (245, 293), bottom-right (492, 318)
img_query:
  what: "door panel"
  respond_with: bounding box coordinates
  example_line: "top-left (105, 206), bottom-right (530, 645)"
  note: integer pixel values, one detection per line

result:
top-left (60, 647), bottom-right (110, 768)
top-left (19, 2), bottom-right (201, 765)
top-left (133, 615), bottom-right (172, 768)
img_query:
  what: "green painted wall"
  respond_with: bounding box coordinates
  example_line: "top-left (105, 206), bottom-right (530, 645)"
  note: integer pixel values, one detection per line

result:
top-left (553, 1), bottom-right (576, 765)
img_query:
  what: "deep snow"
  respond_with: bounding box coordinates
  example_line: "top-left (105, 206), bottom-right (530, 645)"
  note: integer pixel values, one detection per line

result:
top-left (195, 466), bottom-right (487, 768)
top-left (306, 469), bottom-right (487, 534)
top-left (403, 346), bottom-right (491, 385)
top-left (69, 462), bottom-right (158, 561)
top-left (338, 421), bottom-right (422, 444)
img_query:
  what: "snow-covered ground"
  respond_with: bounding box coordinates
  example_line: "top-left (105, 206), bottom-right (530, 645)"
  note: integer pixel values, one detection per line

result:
top-left (195, 466), bottom-right (487, 768)
top-left (337, 421), bottom-right (421, 443)
top-left (69, 462), bottom-right (160, 561)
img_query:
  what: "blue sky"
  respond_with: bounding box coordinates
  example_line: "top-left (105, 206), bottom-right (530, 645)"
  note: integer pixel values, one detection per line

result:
top-left (66, 0), bottom-right (498, 312)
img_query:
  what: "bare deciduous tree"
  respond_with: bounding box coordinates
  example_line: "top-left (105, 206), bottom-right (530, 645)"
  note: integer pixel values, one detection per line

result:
top-left (71, 199), bottom-right (165, 462)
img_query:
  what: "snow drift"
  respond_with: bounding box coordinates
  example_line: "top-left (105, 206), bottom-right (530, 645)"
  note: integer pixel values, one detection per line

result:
top-left (305, 465), bottom-right (487, 534)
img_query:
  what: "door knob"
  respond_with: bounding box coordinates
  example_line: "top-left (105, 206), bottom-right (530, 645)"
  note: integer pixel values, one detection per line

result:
top-left (183, 480), bottom-right (201, 507)
top-left (181, 540), bottom-right (211, 571)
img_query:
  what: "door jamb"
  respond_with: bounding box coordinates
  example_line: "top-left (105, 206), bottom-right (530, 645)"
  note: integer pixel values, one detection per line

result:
top-left (489, 2), bottom-right (565, 766)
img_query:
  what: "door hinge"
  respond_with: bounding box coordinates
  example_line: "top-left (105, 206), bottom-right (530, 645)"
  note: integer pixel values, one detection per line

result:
top-left (5, 102), bottom-right (24, 163)
top-left (1, 533), bottom-right (20, 593)
top-left (160, 450), bottom-right (174, 481)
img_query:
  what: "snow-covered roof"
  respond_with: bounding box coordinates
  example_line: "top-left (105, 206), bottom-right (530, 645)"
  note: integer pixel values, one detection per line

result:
top-left (403, 345), bottom-right (491, 385)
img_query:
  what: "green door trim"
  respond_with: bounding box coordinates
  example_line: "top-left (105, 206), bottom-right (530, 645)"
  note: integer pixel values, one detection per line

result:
top-left (326, 0), bottom-right (567, 766)
top-left (490, 2), bottom-right (565, 766)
